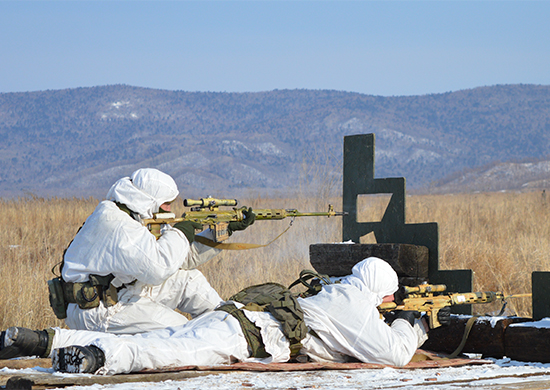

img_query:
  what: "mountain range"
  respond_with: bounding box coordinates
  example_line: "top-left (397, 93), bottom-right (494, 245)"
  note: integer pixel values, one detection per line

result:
top-left (1, 84), bottom-right (550, 199)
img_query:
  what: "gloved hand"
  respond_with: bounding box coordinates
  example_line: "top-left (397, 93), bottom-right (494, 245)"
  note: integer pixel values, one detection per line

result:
top-left (437, 306), bottom-right (452, 326)
top-left (393, 286), bottom-right (407, 305)
top-left (383, 311), bottom-right (397, 324)
top-left (393, 310), bottom-right (421, 326)
top-left (173, 221), bottom-right (203, 243)
top-left (227, 207), bottom-right (256, 236)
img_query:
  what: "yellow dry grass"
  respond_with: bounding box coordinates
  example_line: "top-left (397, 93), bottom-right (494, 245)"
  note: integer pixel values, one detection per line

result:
top-left (407, 191), bottom-right (550, 316)
top-left (0, 191), bottom-right (548, 330)
top-left (0, 196), bottom-right (98, 329)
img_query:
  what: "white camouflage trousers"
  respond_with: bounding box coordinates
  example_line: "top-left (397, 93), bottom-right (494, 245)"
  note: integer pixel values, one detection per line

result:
top-left (65, 269), bottom-right (223, 334)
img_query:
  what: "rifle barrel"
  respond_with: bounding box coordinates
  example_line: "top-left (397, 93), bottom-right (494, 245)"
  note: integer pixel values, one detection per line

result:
top-left (255, 204), bottom-right (346, 220)
top-left (505, 293), bottom-right (532, 299)
top-left (254, 209), bottom-right (345, 220)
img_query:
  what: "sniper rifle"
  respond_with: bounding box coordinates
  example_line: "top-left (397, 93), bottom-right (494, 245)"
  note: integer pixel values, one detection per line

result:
top-left (142, 197), bottom-right (346, 243)
top-left (378, 284), bottom-right (531, 329)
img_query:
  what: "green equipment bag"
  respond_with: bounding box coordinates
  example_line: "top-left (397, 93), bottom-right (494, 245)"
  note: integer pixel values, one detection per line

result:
top-left (228, 282), bottom-right (308, 356)
top-left (230, 282), bottom-right (288, 305)
top-left (228, 269), bottom-right (331, 357)
top-left (218, 270), bottom-right (331, 358)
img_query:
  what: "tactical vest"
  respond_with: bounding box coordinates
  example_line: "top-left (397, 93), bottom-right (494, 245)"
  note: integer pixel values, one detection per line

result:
top-left (216, 270), bottom-right (331, 359)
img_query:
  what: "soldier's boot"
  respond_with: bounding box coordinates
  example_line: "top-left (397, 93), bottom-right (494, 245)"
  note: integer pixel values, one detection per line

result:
top-left (0, 327), bottom-right (54, 359)
top-left (52, 345), bottom-right (105, 373)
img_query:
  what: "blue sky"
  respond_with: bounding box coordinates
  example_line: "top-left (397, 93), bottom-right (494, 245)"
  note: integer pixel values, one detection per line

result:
top-left (1, 1), bottom-right (549, 96)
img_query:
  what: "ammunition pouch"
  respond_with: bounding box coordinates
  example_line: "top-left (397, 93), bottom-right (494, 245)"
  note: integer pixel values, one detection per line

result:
top-left (47, 274), bottom-right (118, 320)
top-left (47, 277), bottom-right (68, 319)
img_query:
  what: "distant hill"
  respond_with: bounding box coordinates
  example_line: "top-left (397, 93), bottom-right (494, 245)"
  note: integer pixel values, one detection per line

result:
top-left (1, 84), bottom-right (550, 198)
top-left (431, 159), bottom-right (550, 193)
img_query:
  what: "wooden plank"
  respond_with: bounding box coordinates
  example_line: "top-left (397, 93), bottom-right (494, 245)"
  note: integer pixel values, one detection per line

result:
top-left (0, 358), bottom-right (50, 370)
top-left (505, 323), bottom-right (550, 363)
top-left (309, 243), bottom-right (429, 284)
top-left (0, 358), bottom-right (52, 388)
top-left (422, 316), bottom-right (531, 359)
top-left (1, 352), bottom-right (490, 389)
top-left (2, 371), bottom-right (215, 389)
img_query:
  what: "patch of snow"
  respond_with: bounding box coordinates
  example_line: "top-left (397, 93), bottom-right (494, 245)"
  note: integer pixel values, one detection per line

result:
top-left (510, 318), bottom-right (550, 328)
top-left (255, 142), bottom-right (285, 157)
top-left (5, 359), bottom-right (550, 389)
top-left (377, 128), bottom-right (459, 154)
top-left (454, 315), bottom-right (508, 328)
top-left (100, 101), bottom-right (139, 120)
top-left (406, 149), bottom-right (442, 164)
top-left (376, 149), bottom-right (400, 159)
top-left (111, 101), bottom-right (131, 109)
top-left (218, 140), bottom-right (285, 159)
top-left (339, 118), bottom-right (365, 132)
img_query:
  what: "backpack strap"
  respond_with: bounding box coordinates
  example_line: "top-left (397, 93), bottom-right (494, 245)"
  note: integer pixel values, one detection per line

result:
top-left (216, 303), bottom-right (271, 359)
top-left (288, 269), bottom-right (332, 297)
top-left (267, 291), bottom-right (308, 357)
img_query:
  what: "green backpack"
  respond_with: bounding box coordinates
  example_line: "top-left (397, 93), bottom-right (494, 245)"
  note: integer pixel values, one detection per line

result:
top-left (224, 270), bottom-right (331, 357)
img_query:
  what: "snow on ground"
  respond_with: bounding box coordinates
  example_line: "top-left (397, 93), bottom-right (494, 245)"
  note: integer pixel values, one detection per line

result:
top-left (4, 358), bottom-right (550, 389)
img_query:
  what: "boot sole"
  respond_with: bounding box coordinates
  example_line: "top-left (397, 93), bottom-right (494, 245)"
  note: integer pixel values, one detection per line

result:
top-left (52, 346), bottom-right (94, 373)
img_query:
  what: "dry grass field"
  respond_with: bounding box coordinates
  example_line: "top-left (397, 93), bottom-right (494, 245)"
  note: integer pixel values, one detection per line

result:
top-left (1, 190), bottom-right (548, 330)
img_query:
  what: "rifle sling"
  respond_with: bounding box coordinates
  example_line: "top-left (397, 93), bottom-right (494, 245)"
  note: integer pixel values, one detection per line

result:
top-left (195, 223), bottom-right (293, 250)
top-left (216, 303), bottom-right (270, 359)
top-left (195, 235), bottom-right (267, 250)
top-left (447, 316), bottom-right (479, 359)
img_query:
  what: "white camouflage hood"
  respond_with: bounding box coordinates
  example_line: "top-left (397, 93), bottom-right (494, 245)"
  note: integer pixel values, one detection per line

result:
top-left (106, 168), bottom-right (179, 219)
top-left (340, 257), bottom-right (399, 305)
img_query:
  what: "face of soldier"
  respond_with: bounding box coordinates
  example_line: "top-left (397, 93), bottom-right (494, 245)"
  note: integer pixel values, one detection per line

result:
top-left (381, 294), bottom-right (395, 303)
top-left (159, 202), bottom-right (172, 212)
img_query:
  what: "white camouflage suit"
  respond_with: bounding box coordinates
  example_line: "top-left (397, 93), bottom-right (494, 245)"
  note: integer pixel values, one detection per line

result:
top-left (61, 168), bottom-right (223, 334)
top-left (50, 257), bottom-right (428, 374)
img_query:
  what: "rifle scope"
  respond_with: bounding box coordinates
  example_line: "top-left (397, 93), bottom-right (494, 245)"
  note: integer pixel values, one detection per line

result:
top-left (403, 284), bottom-right (447, 294)
top-left (184, 197), bottom-right (238, 208)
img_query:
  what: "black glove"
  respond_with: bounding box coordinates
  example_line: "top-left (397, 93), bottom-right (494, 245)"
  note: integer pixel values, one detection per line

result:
top-left (173, 221), bottom-right (202, 243)
top-left (227, 207), bottom-right (256, 236)
top-left (393, 310), bottom-right (421, 326)
top-left (437, 307), bottom-right (452, 326)
top-left (383, 311), bottom-right (397, 324)
top-left (393, 286), bottom-right (407, 304)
